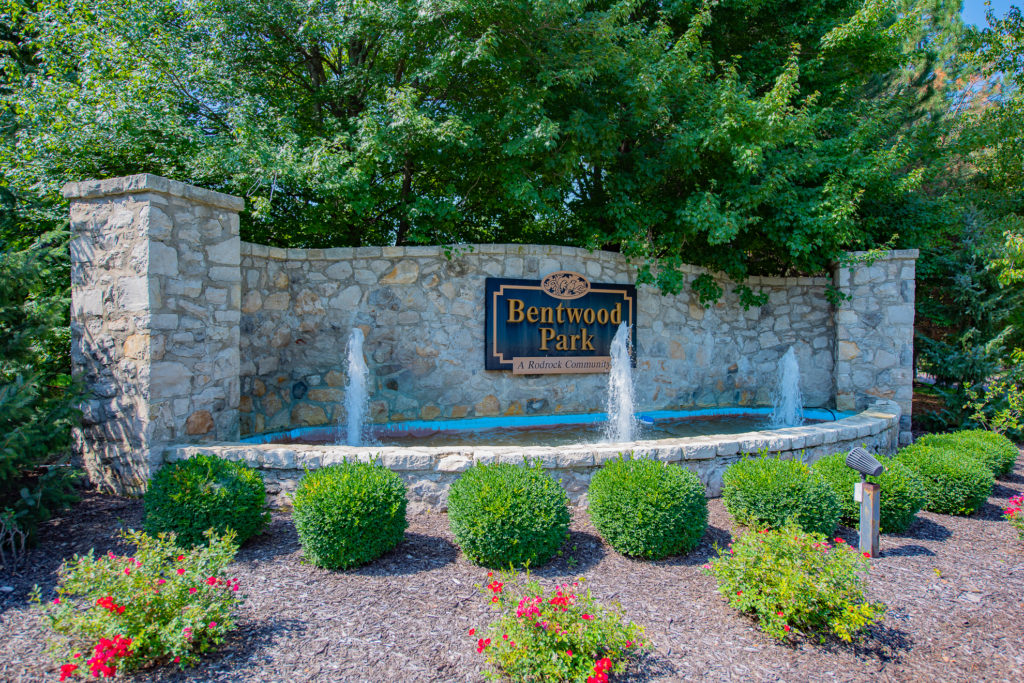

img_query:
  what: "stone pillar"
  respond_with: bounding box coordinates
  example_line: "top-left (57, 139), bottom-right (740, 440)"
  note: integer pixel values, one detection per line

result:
top-left (64, 174), bottom-right (244, 494)
top-left (832, 250), bottom-right (918, 444)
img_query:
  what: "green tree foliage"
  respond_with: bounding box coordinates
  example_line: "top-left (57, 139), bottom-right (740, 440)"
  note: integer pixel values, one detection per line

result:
top-left (0, 232), bottom-right (79, 538)
top-left (2, 0), bottom-right (958, 294)
top-left (913, 6), bottom-right (1024, 430)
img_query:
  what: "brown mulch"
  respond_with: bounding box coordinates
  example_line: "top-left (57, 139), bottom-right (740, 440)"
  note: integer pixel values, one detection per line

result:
top-left (2, 459), bottom-right (1023, 683)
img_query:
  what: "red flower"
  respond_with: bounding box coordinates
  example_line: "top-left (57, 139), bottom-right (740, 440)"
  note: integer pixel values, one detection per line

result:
top-left (582, 613), bottom-right (593, 620)
top-left (491, 596), bottom-right (499, 603)
top-left (173, 656), bottom-right (180, 663)
top-left (189, 587), bottom-right (197, 594)
top-left (176, 568), bottom-right (185, 575)
top-left (736, 591), bottom-right (743, 597)
top-left (476, 637), bottom-right (491, 653)
top-left (487, 581), bottom-right (504, 593)
top-left (176, 555), bottom-right (185, 561)
top-left (834, 538), bottom-right (845, 544)
top-left (784, 625), bottom-right (791, 632)
top-left (123, 567), bottom-right (131, 576)
top-left (595, 657), bottom-right (612, 672)
top-left (863, 552), bottom-right (871, 558)
top-left (777, 611), bottom-right (784, 617)
top-left (566, 649), bottom-right (573, 657)
top-left (206, 576), bottom-right (218, 586)
top-left (59, 663), bottom-right (78, 681)
top-left (468, 628), bottom-right (475, 636)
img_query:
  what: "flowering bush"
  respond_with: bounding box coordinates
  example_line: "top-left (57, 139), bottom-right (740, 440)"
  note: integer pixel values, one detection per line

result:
top-left (470, 570), bottom-right (647, 682)
top-left (32, 529), bottom-right (243, 678)
top-left (1006, 494), bottom-right (1024, 542)
top-left (703, 526), bottom-right (886, 643)
top-left (588, 457), bottom-right (708, 559)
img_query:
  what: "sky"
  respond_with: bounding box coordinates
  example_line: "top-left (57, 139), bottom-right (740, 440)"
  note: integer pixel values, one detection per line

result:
top-left (961, 0), bottom-right (1016, 27)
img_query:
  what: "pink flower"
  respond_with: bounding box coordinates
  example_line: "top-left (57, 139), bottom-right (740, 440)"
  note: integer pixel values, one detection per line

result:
top-left (189, 587), bottom-right (197, 594)
top-left (173, 656), bottom-right (180, 663)
top-left (176, 568), bottom-right (185, 575)
top-left (582, 614), bottom-right (593, 620)
top-left (53, 598), bottom-right (61, 605)
top-left (208, 621), bottom-right (217, 629)
top-left (157, 579), bottom-right (166, 585)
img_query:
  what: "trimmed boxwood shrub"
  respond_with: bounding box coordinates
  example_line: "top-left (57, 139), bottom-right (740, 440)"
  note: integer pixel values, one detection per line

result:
top-left (722, 455), bottom-right (841, 536)
top-left (812, 453), bottom-right (927, 533)
top-left (144, 454), bottom-right (269, 547)
top-left (915, 430), bottom-right (1019, 478)
top-left (291, 461), bottom-right (408, 570)
top-left (895, 443), bottom-right (994, 515)
top-left (588, 457), bottom-right (708, 559)
top-left (448, 461), bottom-right (570, 569)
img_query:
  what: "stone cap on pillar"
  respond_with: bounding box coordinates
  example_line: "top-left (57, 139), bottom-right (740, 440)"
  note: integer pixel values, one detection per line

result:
top-left (62, 174), bottom-right (244, 212)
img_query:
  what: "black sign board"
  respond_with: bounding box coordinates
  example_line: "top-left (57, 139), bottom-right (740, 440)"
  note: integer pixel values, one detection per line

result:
top-left (485, 271), bottom-right (637, 373)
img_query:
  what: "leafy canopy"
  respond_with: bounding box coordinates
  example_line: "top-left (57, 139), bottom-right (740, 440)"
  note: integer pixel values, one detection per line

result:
top-left (3, 0), bottom-right (943, 295)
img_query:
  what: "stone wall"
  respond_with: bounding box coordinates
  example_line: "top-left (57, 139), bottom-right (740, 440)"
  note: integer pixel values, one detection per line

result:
top-left (833, 251), bottom-right (918, 444)
top-left (65, 175), bottom-right (243, 493)
top-left (65, 175), bottom-right (918, 493)
top-left (238, 242), bottom-right (836, 437)
top-left (167, 401), bottom-right (902, 512)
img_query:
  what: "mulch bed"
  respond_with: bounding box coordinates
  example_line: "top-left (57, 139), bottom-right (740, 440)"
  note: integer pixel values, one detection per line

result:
top-left (2, 456), bottom-right (1023, 683)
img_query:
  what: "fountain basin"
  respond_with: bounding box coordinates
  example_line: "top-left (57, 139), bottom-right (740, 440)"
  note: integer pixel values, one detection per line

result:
top-left (165, 400), bottom-right (902, 512)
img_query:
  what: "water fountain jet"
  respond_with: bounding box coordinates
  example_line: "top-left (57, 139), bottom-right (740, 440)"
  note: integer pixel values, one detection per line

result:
top-left (343, 327), bottom-right (369, 445)
top-left (604, 322), bottom-right (637, 442)
top-left (769, 346), bottom-right (804, 428)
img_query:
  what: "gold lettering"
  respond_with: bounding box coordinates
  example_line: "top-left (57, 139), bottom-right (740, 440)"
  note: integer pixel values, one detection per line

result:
top-left (611, 302), bottom-right (622, 325)
top-left (555, 302), bottom-right (565, 323)
top-left (539, 327), bottom-right (556, 350)
top-left (526, 306), bottom-right (539, 323)
top-left (540, 307), bottom-right (553, 324)
top-left (570, 333), bottom-right (580, 350)
top-left (597, 308), bottom-right (609, 324)
top-left (556, 334), bottom-right (569, 351)
top-left (581, 327), bottom-right (595, 351)
top-left (565, 307), bottom-right (583, 324)
top-left (508, 298), bottom-right (525, 323)
top-left (583, 308), bottom-right (595, 324)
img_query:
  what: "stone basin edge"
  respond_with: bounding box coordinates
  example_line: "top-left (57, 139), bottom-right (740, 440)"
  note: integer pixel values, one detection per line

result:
top-left (162, 400), bottom-right (900, 511)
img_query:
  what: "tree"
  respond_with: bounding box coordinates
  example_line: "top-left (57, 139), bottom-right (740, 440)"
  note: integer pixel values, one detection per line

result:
top-left (2, 0), bottom-right (952, 296)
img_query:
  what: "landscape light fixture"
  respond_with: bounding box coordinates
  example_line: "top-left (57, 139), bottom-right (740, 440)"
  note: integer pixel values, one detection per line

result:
top-left (844, 446), bottom-right (882, 558)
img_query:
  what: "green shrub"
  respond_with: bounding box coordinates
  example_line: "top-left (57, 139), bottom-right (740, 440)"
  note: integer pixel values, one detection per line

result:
top-left (292, 461), bottom-right (408, 570)
top-left (812, 453), bottom-right (927, 534)
top-left (448, 461), bottom-right (570, 569)
top-left (895, 443), bottom-right (994, 515)
top-left (721, 455), bottom-right (841, 536)
top-left (588, 457), bottom-right (707, 559)
top-left (144, 455), bottom-right (269, 547)
top-left (1, 235), bottom-right (81, 542)
top-left (32, 529), bottom-right (242, 675)
top-left (915, 429), bottom-right (1019, 478)
top-left (703, 525), bottom-right (886, 643)
top-left (473, 570), bottom-right (647, 682)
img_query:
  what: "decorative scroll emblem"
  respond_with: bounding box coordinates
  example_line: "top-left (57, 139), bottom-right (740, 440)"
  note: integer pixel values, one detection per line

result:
top-left (541, 271), bottom-right (591, 300)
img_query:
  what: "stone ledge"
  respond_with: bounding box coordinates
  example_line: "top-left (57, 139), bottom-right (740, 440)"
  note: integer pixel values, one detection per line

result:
top-left (162, 404), bottom-right (899, 506)
top-left (63, 174), bottom-right (245, 212)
